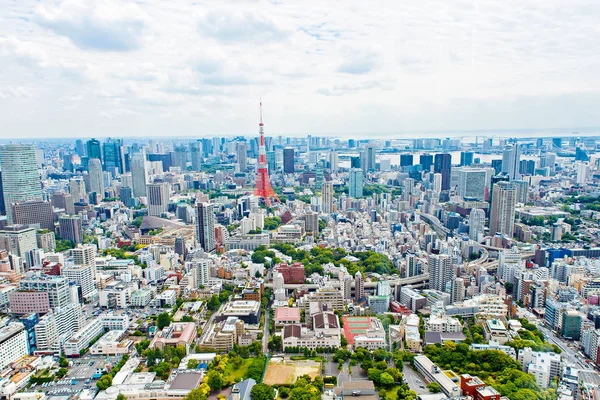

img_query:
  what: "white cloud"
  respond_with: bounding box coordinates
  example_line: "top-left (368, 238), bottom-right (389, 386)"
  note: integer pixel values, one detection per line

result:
top-left (36, 0), bottom-right (148, 51)
top-left (0, 0), bottom-right (600, 137)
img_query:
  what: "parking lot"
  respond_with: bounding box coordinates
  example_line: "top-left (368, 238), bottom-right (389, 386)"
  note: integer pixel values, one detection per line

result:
top-left (32, 356), bottom-right (108, 397)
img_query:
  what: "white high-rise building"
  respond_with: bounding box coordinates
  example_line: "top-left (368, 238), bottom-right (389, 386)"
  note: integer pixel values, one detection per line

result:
top-left (69, 177), bottom-right (87, 203)
top-left (147, 182), bottom-right (170, 216)
top-left (502, 144), bottom-right (521, 180)
top-left (322, 181), bottom-right (334, 214)
top-left (0, 323), bottom-right (28, 370)
top-left (130, 150), bottom-right (149, 197)
top-left (490, 181), bottom-right (517, 238)
top-left (192, 258), bottom-right (210, 287)
top-left (432, 173), bottom-right (442, 194)
top-left (576, 162), bottom-right (590, 185)
top-left (88, 158), bottom-right (104, 197)
top-left (457, 168), bottom-right (487, 200)
top-left (63, 263), bottom-right (96, 299)
top-left (469, 209), bottom-right (486, 242)
top-left (428, 254), bottom-right (453, 293)
top-left (0, 144), bottom-right (43, 223)
top-left (329, 151), bottom-right (339, 172)
top-left (72, 244), bottom-right (97, 278)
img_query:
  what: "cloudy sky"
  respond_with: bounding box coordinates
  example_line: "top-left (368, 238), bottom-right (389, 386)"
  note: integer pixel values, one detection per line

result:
top-left (1, 0), bottom-right (600, 138)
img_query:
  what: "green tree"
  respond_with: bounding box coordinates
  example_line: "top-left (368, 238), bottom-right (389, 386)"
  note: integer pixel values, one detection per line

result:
top-left (187, 359), bottom-right (199, 369)
top-left (250, 383), bottom-right (276, 400)
top-left (207, 370), bottom-right (224, 391)
top-left (426, 382), bottom-right (441, 393)
top-left (268, 335), bottom-right (282, 352)
top-left (154, 361), bottom-right (172, 380)
top-left (59, 357), bottom-right (69, 368)
top-left (207, 295), bottom-right (221, 311)
top-left (157, 312), bottom-right (171, 330)
top-left (184, 385), bottom-right (211, 400)
top-left (56, 368), bottom-right (68, 378)
top-left (117, 395), bottom-right (127, 400)
top-left (96, 374), bottom-right (113, 390)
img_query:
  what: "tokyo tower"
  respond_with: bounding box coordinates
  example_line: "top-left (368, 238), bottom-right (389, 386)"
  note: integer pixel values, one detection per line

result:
top-left (254, 102), bottom-right (279, 206)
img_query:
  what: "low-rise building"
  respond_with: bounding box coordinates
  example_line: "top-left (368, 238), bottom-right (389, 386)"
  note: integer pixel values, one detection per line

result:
top-left (149, 322), bottom-right (197, 353)
top-left (90, 330), bottom-right (133, 356)
top-left (414, 355), bottom-right (461, 398)
top-left (482, 319), bottom-right (511, 345)
top-left (518, 347), bottom-right (561, 388)
top-left (219, 300), bottom-right (261, 324)
top-left (274, 307), bottom-right (301, 327)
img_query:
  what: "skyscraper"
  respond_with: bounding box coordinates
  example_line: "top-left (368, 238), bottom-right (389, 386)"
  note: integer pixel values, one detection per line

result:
top-left (349, 168), bottom-right (364, 198)
top-left (88, 158), bottom-right (104, 198)
top-left (75, 140), bottom-right (85, 157)
top-left (190, 141), bottom-right (203, 171)
top-left (329, 151), bottom-right (339, 172)
top-left (434, 153), bottom-right (452, 191)
top-left (236, 142), bottom-right (247, 171)
top-left (147, 182), bottom-right (170, 216)
top-left (283, 147), bottom-right (295, 173)
top-left (130, 150), bottom-right (149, 197)
top-left (460, 151), bottom-right (474, 166)
top-left (195, 202), bottom-right (215, 253)
top-left (322, 181), bottom-right (334, 214)
top-left (102, 138), bottom-right (125, 174)
top-left (0, 144), bottom-right (43, 223)
top-left (400, 154), bottom-right (413, 167)
top-left (69, 177), bottom-right (87, 203)
top-left (502, 144), bottom-right (521, 180)
top-left (489, 181), bottom-right (517, 238)
top-left (86, 139), bottom-right (101, 161)
top-left (362, 143), bottom-right (376, 173)
top-left (59, 215), bottom-right (83, 244)
top-left (420, 154), bottom-right (434, 172)
top-left (428, 253), bottom-right (453, 293)
top-left (456, 168), bottom-right (487, 200)
top-left (469, 209), bottom-right (485, 242)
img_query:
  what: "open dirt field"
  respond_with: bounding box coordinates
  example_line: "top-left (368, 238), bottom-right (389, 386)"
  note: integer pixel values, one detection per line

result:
top-left (263, 358), bottom-right (321, 385)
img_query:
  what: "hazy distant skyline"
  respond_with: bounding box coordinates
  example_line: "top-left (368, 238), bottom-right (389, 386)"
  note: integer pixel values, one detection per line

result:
top-left (2, 0), bottom-right (600, 138)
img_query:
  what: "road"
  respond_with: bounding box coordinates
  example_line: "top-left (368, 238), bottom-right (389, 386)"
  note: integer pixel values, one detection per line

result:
top-left (198, 302), bottom-right (224, 344)
top-left (402, 362), bottom-right (429, 395)
top-left (262, 302), bottom-right (271, 354)
top-left (537, 323), bottom-right (593, 371)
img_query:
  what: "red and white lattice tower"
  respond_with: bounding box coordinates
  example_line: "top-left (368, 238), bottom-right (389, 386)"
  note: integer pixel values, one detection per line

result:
top-left (253, 102), bottom-right (279, 206)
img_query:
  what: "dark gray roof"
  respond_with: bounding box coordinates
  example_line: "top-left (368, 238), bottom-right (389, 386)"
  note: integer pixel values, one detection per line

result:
top-left (169, 372), bottom-right (203, 390)
top-left (283, 324), bottom-right (302, 339)
top-left (228, 378), bottom-right (256, 400)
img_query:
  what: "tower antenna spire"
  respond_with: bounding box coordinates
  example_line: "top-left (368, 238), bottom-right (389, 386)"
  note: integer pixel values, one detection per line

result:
top-left (259, 98), bottom-right (263, 126)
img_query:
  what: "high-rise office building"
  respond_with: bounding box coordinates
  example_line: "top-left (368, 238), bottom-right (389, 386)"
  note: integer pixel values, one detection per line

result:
top-left (51, 192), bottom-right (75, 215)
top-left (130, 150), bottom-right (149, 197)
top-left (59, 215), bottom-right (83, 244)
top-left (428, 254), bottom-right (453, 293)
top-left (236, 142), bottom-right (247, 171)
top-left (0, 144), bottom-right (43, 223)
top-left (489, 181), bottom-right (517, 238)
top-left (120, 186), bottom-right (134, 208)
top-left (195, 202), bottom-right (215, 253)
top-left (102, 138), bottom-right (125, 174)
top-left (19, 276), bottom-right (71, 310)
top-left (469, 209), bottom-right (486, 242)
top-left (502, 144), bottom-right (521, 180)
top-left (452, 277), bottom-right (465, 303)
top-left (147, 182), bottom-right (170, 217)
top-left (75, 140), bottom-right (85, 157)
top-left (420, 154), bottom-right (434, 172)
top-left (362, 144), bottom-right (376, 172)
top-left (434, 153), bottom-right (451, 191)
top-left (69, 177), bottom-right (87, 203)
top-left (329, 151), bottom-right (339, 172)
top-left (322, 181), bottom-right (334, 214)
top-left (400, 154), bottom-right (413, 167)
top-left (349, 168), bottom-right (364, 198)
top-left (190, 141), bottom-right (203, 171)
top-left (460, 151), bottom-right (474, 166)
top-left (283, 147), bottom-right (295, 173)
top-left (12, 200), bottom-right (55, 231)
top-left (0, 225), bottom-right (37, 259)
top-left (456, 168), bottom-right (487, 201)
top-left (86, 139), bottom-right (101, 161)
top-left (88, 158), bottom-right (104, 198)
